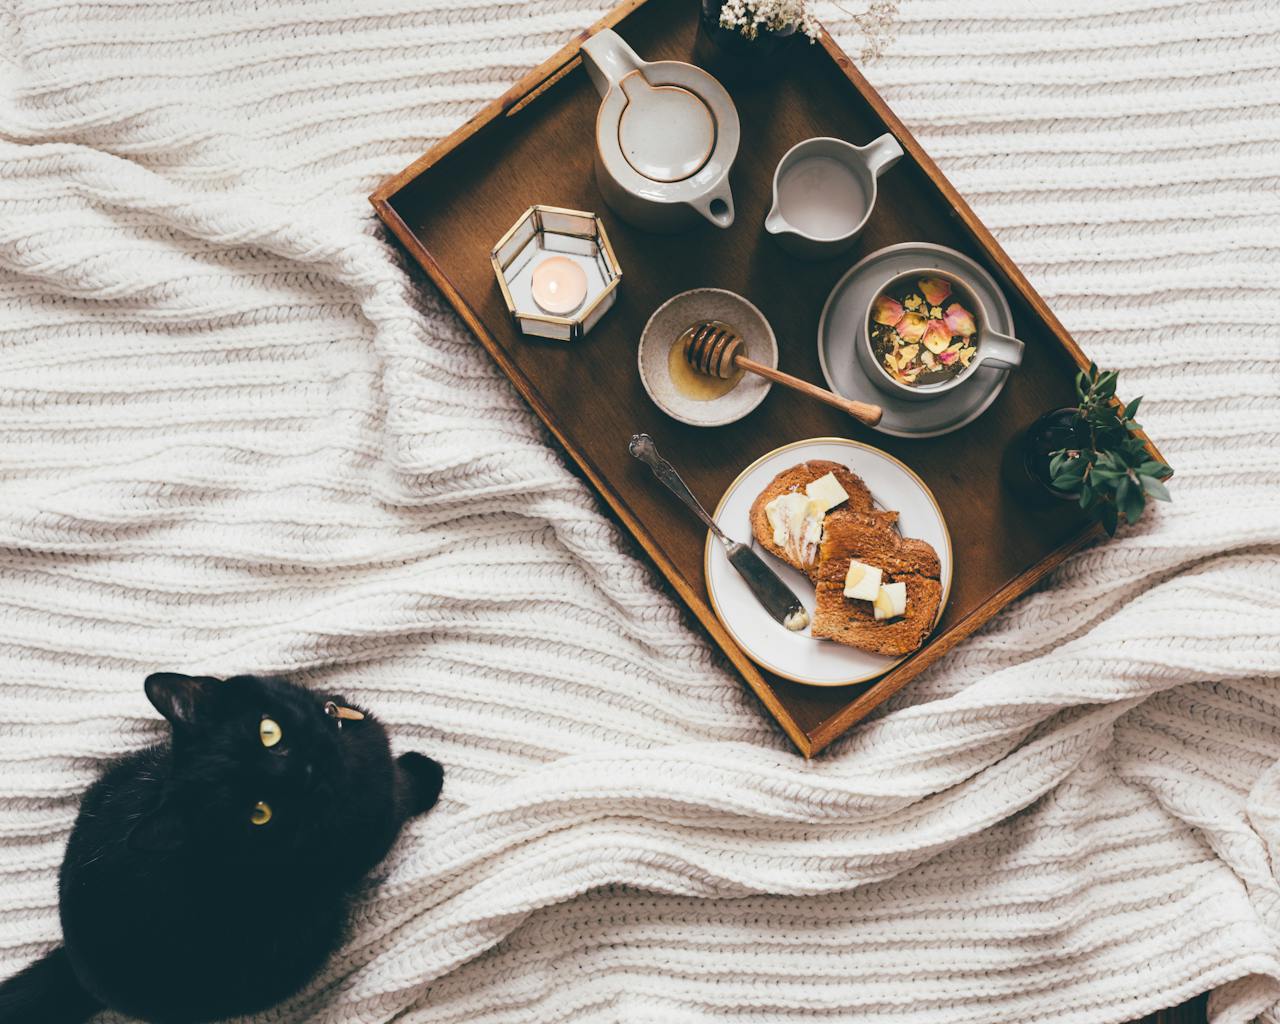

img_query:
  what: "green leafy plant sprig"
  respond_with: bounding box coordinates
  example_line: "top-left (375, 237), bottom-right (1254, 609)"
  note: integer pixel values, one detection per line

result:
top-left (1047, 364), bottom-right (1172, 536)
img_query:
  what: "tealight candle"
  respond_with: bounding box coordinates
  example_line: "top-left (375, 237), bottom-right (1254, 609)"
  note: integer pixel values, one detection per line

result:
top-left (530, 255), bottom-right (588, 316)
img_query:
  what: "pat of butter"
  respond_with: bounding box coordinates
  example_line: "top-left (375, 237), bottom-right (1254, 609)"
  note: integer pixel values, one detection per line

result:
top-left (783, 607), bottom-right (810, 632)
top-left (764, 492), bottom-right (823, 566)
top-left (804, 472), bottom-right (849, 513)
top-left (765, 493), bottom-right (810, 549)
top-left (873, 581), bottom-right (908, 621)
top-left (843, 560), bottom-right (882, 601)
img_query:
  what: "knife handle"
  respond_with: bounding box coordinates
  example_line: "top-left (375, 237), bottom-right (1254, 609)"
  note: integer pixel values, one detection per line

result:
top-left (628, 434), bottom-right (726, 542)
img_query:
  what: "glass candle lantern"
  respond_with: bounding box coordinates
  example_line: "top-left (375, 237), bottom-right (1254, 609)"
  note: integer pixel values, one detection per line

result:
top-left (491, 206), bottom-right (622, 342)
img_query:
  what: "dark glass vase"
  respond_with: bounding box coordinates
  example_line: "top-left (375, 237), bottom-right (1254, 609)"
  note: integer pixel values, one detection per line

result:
top-left (694, 0), bottom-right (799, 83)
top-left (1003, 407), bottom-right (1086, 505)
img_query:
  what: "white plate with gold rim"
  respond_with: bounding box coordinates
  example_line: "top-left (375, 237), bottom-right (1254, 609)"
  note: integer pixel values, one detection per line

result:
top-left (703, 438), bottom-right (952, 687)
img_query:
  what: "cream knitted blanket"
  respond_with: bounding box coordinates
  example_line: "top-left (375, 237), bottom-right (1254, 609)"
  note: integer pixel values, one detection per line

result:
top-left (2, 0), bottom-right (1278, 1022)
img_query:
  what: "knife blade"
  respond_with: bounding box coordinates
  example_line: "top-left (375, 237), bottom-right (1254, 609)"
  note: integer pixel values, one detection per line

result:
top-left (628, 433), bottom-right (808, 631)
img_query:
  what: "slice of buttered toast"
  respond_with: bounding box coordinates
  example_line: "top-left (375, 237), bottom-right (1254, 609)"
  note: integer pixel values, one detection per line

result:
top-left (820, 508), bottom-right (941, 579)
top-left (748, 461), bottom-right (873, 574)
top-left (811, 510), bottom-right (942, 656)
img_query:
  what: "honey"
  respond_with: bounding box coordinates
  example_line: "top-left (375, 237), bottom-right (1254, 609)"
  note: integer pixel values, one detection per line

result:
top-left (668, 333), bottom-right (743, 401)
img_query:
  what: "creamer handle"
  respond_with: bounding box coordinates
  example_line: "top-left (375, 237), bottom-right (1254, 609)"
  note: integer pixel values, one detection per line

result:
top-left (580, 29), bottom-right (646, 98)
top-left (860, 132), bottom-right (904, 178)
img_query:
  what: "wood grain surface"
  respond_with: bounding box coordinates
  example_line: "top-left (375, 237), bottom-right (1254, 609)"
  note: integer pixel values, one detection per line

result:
top-left (371, 0), bottom-right (1167, 755)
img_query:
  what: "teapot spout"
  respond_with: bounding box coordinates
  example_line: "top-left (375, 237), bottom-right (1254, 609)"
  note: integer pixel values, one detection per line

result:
top-left (691, 183), bottom-right (735, 230)
top-left (580, 29), bottom-right (647, 99)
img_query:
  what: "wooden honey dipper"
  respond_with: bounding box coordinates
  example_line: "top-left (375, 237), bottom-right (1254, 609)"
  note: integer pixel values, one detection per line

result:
top-left (682, 321), bottom-right (883, 427)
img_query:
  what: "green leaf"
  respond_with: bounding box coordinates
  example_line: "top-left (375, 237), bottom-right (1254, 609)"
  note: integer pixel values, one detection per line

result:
top-left (1098, 501), bottom-right (1119, 536)
top-left (1128, 492), bottom-right (1147, 525)
top-left (1048, 452), bottom-right (1067, 477)
top-left (1053, 469), bottom-right (1085, 494)
top-left (1141, 475), bottom-right (1171, 502)
top-left (1078, 483), bottom-right (1094, 509)
top-left (1119, 444), bottom-right (1149, 469)
top-left (1116, 476), bottom-right (1146, 524)
top-left (1124, 396), bottom-right (1142, 420)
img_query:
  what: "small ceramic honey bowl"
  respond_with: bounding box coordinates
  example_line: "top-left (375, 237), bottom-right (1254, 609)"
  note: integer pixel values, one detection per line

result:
top-left (637, 289), bottom-right (777, 427)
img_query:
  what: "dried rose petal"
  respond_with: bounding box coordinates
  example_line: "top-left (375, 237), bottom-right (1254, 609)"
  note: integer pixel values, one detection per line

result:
top-left (897, 344), bottom-right (919, 365)
top-left (871, 296), bottom-right (904, 326)
top-left (920, 278), bottom-right (951, 306)
top-left (939, 349), bottom-right (958, 364)
top-left (895, 312), bottom-right (927, 343)
top-left (920, 349), bottom-right (936, 367)
top-left (958, 345), bottom-right (976, 366)
top-left (922, 319), bottom-right (952, 354)
top-left (944, 303), bottom-right (976, 337)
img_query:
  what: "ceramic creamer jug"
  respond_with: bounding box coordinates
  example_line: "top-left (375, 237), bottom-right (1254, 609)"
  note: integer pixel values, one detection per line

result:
top-left (764, 134), bottom-right (903, 260)
top-left (580, 29), bottom-right (739, 233)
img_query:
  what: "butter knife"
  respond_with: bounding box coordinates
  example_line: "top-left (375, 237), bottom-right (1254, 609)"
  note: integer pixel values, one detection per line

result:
top-left (628, 433), bottom-right (809, 632)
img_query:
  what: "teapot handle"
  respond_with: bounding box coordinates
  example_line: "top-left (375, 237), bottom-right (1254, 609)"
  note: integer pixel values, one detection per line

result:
top-left (690, 182), bottom-right (735, 230)
top-left (580, 29), bottom-right (647, 99)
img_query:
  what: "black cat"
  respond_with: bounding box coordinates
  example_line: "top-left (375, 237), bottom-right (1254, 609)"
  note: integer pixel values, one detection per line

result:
top-left (0, 672), bottom-right (443, 1024)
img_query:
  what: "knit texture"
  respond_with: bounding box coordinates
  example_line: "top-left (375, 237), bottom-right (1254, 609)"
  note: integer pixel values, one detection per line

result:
top-left (1, 1), bottom-right (1278, 1022)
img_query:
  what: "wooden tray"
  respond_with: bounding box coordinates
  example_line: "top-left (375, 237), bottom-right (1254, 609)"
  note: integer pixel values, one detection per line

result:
top-left (371, 0), bottom-right (1167, 756)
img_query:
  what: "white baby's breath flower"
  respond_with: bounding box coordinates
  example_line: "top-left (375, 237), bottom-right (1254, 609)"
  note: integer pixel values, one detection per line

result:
top-left (717, 0), bottom-right (820, 41)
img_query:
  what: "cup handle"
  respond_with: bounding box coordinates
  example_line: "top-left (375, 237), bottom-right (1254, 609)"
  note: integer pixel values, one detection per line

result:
top-left (859, 133), bottom-right (904, 178)
top-left (580, 29), bottom-right (646, 99)
top-left (975, 329), bottom-right (1024, 370)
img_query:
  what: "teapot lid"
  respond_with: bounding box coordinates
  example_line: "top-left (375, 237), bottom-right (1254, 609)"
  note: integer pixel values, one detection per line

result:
top-left (617, 72), bottom-right (714, 183)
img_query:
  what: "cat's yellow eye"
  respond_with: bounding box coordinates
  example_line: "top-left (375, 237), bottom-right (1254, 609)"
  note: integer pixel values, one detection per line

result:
top-left (250, 801), bottom-right (272, 826)
top-left (259, 717), bottom-right (282, 748)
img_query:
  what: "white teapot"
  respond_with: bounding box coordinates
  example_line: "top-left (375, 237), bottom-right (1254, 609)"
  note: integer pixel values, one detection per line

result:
top-left (580, 29), bottom-right (739, 233)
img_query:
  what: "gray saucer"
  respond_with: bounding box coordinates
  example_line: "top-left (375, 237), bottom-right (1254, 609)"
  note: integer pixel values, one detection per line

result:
top-left (818, 242), bottom-right (1014, 438)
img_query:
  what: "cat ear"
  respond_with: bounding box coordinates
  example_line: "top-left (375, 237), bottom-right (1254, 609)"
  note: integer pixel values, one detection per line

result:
top-left (144, 673), bottom-right (221, 729)
top-left (128, 805), bottom-right (185, 853)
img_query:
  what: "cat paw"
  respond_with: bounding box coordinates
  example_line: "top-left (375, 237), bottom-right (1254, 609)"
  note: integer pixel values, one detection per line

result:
top-left (397, 753), bottom-right (443, 816)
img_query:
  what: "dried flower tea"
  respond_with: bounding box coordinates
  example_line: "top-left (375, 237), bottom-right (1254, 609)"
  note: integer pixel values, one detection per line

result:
top-left (869, 276), bottom-right (977, 387)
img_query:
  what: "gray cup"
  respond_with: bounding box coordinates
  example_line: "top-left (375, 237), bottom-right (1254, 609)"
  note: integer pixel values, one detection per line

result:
top-left (857, 267), bottom-right (1024, 402)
